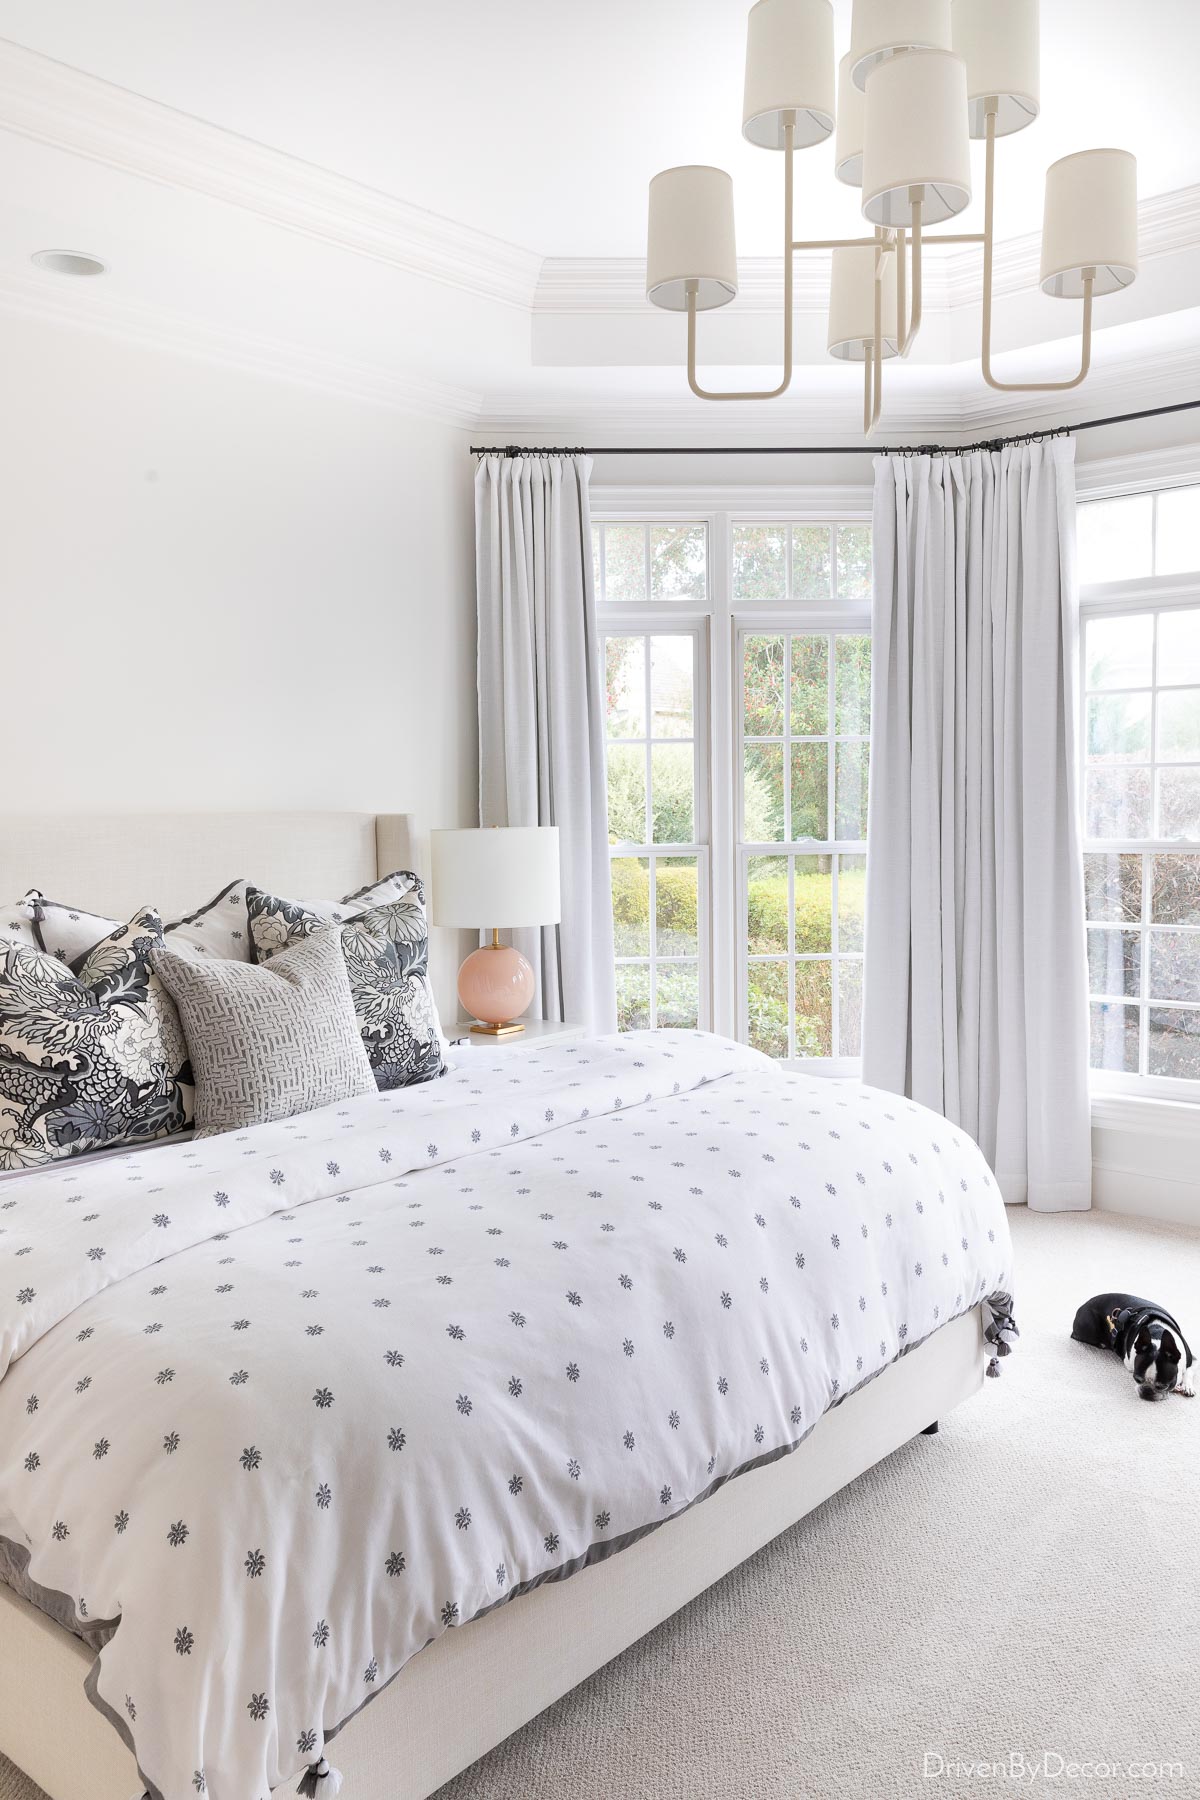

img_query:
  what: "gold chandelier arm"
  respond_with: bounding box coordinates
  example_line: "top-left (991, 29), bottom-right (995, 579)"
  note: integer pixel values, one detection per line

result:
top-left (688, 117), bottom-right (795, 401)
top-left (980, 102), bottom-right (1095, 393)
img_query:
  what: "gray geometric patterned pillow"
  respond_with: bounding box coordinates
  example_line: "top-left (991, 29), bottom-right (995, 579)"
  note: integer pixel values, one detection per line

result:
top-left (152, 929), bottom-right (376, 1138)
top-left (0, 907), bottom-right (194, 1171)
top-left (246, 873), bottom-right (446, 1092)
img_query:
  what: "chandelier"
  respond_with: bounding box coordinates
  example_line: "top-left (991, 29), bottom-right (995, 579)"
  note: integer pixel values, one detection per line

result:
top-left (645, 0), bottom-right (1139, 434)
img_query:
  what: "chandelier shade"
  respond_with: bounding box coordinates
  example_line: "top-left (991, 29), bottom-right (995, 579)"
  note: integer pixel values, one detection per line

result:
top-left (834, 54), bottom-right (865, 187)
top-left (849, 0), bottom-right (952, 90)
top-left (646, 166), bottom-right (738, 312)
top-left (1040, 149), bottom-right (1139, 299)
top-left (861, 50), bottom-right (971, 227)
top-left (827, 245), bottom-right (900, 360)
top-left (742, 0), bottom-right (835, 151)
top-left (952, 0), bottom-right (1040, 138)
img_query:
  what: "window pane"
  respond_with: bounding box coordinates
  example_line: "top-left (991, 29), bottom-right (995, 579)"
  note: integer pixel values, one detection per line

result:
top-left (795, 962), bottom-right (833, 1057)
top-left (1085, 613), bottom-right (1153, 690)
top-left (1155, 488), bottom-right (1200, 578)
top-left (791, 635), bottom-right (830, 734)
top-left (606, 637), bottom-right (645, 739)
top-left (1087, 928), bottom-right (1140, 998)
top-left (656, 857), bottom-right (698, 956)
top-left (656, 962), bottom-right (700, 1029)
top-left (743, 636), bottom-right (786, 736)
top-left (651, 525), bottom-right (706, 601)
top-left (1148, 931), bottom-right (1200, 1003)
top-left (650, 636), bottom-right (693, 738)
top-left (744, 744), bottom-right (785, 842)
top-left (838, 853), bottom-right (867, 952)
top-left (615, 964), bottom-right (651, 1033)
top-left (1157, 689), bottom-right (1200, 761)
top-left (606, 745), bottom-right (647, 843)
top-left (604, 526), bottom-right (647, 602)
top-left (838, 960), bottom-right (864, 1056)
top-left (1158, 768), bottom-right (1200, 841)
top-left (733, 525), bottom-right (786, 600)
top-left (835, 742), bottom-right (869, 841)
top-left (792, 526), bottom-right (832, 599)
top-left (793, 855), bottom-right (833, 954)
top-left (1156, 607), bottom-right (1200, 686)
top-left (747, 856), bottom-right (789, 954)
top-left (835, 635), bottom-right (871, 735)
top-left (1086, 692), bottom-right (1150, 761)
top-left (651, 744), bottom-right (694, 843)
top-left (1090, 1001), bottom-right (1139, 1073)
top-left (1084, 852), bottom-right (1142, 922)
top-left (791, 741), bottom-right (829, 840)
top-left (1078, 495), bottom-right (1154, 586)
top-left (837, 525), bottom-right (872, 600)
top-left (1152, 854), bottom-right (1200, 924)
top-left (611, 858), bottom-right (650, 957)
top-left (1148, 1009), bottom-right (1200, 1079)
top-left (747, 961), bottom-right (789, 1059)
top-left (1086, 767), bottom-right (1151, 839)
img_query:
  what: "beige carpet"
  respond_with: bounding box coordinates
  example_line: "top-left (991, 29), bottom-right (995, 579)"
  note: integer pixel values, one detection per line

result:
top-left (3, 1207), bottom-right (1198, 1800)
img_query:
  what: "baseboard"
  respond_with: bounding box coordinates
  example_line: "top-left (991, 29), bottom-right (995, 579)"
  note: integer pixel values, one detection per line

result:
top-left (1091, 1163), bottom-right (1200, 1228)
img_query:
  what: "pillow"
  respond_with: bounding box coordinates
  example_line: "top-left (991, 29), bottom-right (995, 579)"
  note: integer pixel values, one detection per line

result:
top-left (0, 908), bottom-right (194, 1171)
top-left (1, 891), bottom-right (123, 963)
top-left (152, 930), bottom-right (375, 1138)
top-left (246, 873), bottom-right (445, 1091)
top-left (163, 878), bottom-right (254, 962)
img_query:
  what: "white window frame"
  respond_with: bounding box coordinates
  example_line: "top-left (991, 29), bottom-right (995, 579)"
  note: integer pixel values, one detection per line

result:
top-left (1080, 569), bottom-right (1200, 1103)
top-left (593, 491), bottom-right (872, 1069)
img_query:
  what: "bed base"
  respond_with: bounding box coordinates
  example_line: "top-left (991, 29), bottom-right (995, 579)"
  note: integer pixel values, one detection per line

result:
top-left (0, 1307), bottom-right (984, 1800)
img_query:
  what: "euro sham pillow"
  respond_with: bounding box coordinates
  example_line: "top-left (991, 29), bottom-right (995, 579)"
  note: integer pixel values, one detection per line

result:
top-left (1, 891), bottom-right (123, 963)
top-left (246, 872), bottom-right (445, 1090)
top-left (0, 908), bottom-right (194, 1171)
top-left (163, 877), bottom-right (254, 962)
top-left (152, 929), bottom-right (376, 1138)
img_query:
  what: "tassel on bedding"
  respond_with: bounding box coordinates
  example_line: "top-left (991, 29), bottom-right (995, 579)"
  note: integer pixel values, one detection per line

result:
top-left (297, 1759), bottom-right (343, 1797)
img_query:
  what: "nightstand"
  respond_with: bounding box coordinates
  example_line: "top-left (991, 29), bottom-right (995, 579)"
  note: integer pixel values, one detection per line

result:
top-left (450, 1020), bottom-right (589, 1050)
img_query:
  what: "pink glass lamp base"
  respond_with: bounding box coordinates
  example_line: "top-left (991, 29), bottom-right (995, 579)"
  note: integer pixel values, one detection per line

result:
top-left (458, 942), bottom-right (536, 1036)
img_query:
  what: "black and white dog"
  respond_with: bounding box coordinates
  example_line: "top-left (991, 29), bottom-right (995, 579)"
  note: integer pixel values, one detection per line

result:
top-left (1072, 1293), bottom-right (1196, 1402)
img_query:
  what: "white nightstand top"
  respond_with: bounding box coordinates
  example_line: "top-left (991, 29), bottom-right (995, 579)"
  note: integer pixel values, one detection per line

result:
top-left (450, 1019), bottom-right (589, 1049)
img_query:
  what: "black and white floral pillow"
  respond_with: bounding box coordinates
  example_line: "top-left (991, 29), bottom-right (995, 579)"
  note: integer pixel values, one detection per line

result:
top-left (163, 878), bottom-right (254, 962)
top-left (1, 891), bottom-right (123, 963)
top-left (247, 874), bottom-right (445, 1091)
top-left (0, 908), bottom-right (194, 1171)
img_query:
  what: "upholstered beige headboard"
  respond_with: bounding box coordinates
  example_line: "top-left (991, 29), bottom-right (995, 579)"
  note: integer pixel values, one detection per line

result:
top-left (0, 812), bottom-right (421, 922)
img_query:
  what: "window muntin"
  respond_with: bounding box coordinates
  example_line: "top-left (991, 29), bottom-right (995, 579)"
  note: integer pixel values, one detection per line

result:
top-left (1078, 484), bottom-right (1200, 587)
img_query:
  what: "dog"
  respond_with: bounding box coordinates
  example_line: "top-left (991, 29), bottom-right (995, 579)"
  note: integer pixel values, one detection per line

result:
top-left (1072, 1293), bottom-right (1195, 1402)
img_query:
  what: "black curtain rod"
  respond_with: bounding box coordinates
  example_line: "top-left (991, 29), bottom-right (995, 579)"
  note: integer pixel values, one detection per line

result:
top-left (470, 397), bottom-right (1200, 458)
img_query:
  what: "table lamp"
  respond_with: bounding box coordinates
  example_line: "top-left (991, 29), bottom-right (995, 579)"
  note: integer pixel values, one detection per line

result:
top-left (430, 826), bottom-right (561, 1036)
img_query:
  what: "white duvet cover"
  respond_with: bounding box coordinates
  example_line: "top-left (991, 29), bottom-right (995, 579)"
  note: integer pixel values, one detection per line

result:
top-left (0, 1032), bottom-right (1015, 1800)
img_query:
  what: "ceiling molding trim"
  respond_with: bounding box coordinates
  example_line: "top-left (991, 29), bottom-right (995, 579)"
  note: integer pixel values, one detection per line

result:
top-left (0, 265), bottom-right (483, 427)
top-left (0, 38), bottom-right (545, 310)
top-left (1076, 442), bottom-right (1200, 497)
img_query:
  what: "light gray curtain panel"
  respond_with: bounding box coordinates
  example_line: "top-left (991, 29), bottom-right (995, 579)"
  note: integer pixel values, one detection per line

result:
top-left (863, 439), bottom-right (1092, 1212)
top-left (475, 454), bottom-right (617, 1034)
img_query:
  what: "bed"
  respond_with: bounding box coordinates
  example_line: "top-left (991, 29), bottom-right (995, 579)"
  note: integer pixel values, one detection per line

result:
top-left (0, 812), bottom-right (1015, 1800)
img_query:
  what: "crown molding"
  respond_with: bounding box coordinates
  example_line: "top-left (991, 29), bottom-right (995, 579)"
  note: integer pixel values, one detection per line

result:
top-left (0, 38), bottom-right (545, 310)
top-left (0, 264), bottom-right (483, 428)
top-left (534, 184), bottom-right (1200, 317)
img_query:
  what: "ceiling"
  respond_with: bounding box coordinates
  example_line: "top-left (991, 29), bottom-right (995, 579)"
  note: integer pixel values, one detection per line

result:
top-left (1, 0), bottom-right (1198, 442)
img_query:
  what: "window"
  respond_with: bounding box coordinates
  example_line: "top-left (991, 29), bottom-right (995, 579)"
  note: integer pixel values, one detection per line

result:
top-left (595, 511), bottom-right (871, 1068)
top-left (1079, 483), bottom-right (1200, 1092)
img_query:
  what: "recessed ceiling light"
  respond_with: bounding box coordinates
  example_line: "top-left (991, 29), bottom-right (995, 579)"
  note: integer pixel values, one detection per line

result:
top-left (32, 249), bottom-right (107, 277)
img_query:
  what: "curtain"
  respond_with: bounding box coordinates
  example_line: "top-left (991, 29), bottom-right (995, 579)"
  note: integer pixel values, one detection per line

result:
top-left (862, 439), bottom-right (1091, 1212)
top-left (474, 454), bottom-right (616, 1034)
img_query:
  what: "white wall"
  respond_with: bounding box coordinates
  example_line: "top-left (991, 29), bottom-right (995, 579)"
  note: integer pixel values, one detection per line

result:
top-left (0, 314), bottom-right (478, 1016)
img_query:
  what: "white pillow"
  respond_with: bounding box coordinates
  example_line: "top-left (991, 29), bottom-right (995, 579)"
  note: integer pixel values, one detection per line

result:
top-left (163, 878), bottom-right (254, 962)
top-left (0, 891), bottom-right (123, 964)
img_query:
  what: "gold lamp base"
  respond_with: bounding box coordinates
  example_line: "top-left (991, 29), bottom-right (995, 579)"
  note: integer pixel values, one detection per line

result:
top-left (469, 1019), bottom-right (526, 1038)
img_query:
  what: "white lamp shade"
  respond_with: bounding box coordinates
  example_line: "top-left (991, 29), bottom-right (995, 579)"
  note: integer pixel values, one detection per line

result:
top-left (1040, 149), bottom-right (1138, 299)
top-left (952, 0), bottom-right (1040, 138)
top-left (861, 50), bottom-right (971, 227)
top-left (647, 165), bottom-right (738, 312)
top-left (849, 0), bottom-right (951, 90)
top-left (827, 244), bottom-right (900, 360)
top-left (430, 827), bottom-right (561, 929)
top-left (834, 54), bottom-right (864, 186)
top-left (742, 0), bottom-right (835, 151)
